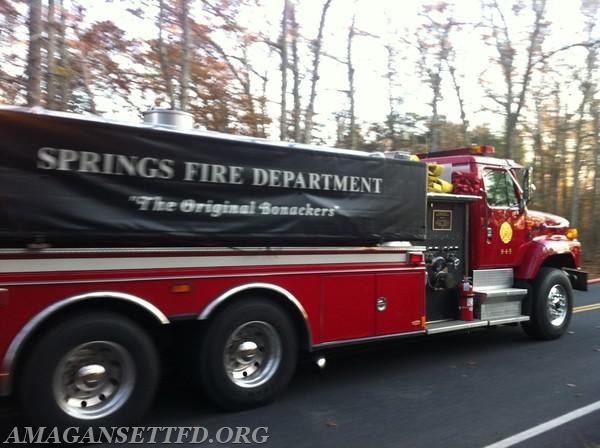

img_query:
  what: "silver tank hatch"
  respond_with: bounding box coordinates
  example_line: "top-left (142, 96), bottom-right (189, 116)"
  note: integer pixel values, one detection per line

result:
top-left (143, 109), bottom-right (194, 130)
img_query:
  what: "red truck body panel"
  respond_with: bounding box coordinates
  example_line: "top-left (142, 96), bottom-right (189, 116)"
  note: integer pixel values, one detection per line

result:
top-left (0, 246), bottom-right (426, 394)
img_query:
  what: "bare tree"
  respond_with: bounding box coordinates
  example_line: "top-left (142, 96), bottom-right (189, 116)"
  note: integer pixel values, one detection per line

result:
top-left (26, 0), bottom-right (42, 106)
top-left (551, 84), bottom-right (572, 217)
top-left (570, 0), bottom-right (598, 228)
top-left (529, 81), bottom-right (546, 208)
top-left (56, 0), bottom-right (69, 110)
top-left (199, 0), bottom-right (271, 136)
top-left (289, 4), bottom-right (301, 141)
top-left (0, 0), bottom-right (23, 103)
top-left (278, 0), bottom-right (290, 140)
top-left (303, 0), bottom-right (332, 143)
top-left (71, 8), bottom-right (97, 114)
top-left (482, 0), bottom-right (548, 160)
top-left (153, 0), bottom-right (196, 111)
top-left (157, 0), bottom-right (175, 107)
top-left (46, 0), bottom-right (57, 109)
top-left (179, 0), bottom-right (191, 110)
top-left (383, 40), bottom-right (401, 145)
top-left (416, 2), bottom-right (465, 150)
top-left (346, 13), bottom-right (358, 149)
top-left (591, 98), bottom-right (600, 246)
top-left (447, 55), bottom-right (469, 145)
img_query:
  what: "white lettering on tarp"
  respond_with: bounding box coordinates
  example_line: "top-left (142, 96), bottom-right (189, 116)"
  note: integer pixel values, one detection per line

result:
top-left (179, 199), bottom-right (257, 217)
top-left (37, 147), bottom-right (175, 179)
top-left (251, 168), bottom-right (382, 194)
top-left (37, 148), bottom-right (384, 194)
top-left (128, 196), bottom-right (339, 218)
top-left (129, 196), bottom-right (176, 211)
top-left (183, 162), bottom-right (244, 184)
top-left (258, 201), bottom-right (337, 217)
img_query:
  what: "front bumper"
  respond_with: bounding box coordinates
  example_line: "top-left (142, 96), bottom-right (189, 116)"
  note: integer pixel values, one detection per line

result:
top-left (564, 268), bottom-right (588, 291)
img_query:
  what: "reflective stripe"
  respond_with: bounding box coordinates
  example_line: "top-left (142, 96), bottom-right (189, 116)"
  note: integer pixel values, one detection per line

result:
top-left (0, 252), bottom-right (409, 274)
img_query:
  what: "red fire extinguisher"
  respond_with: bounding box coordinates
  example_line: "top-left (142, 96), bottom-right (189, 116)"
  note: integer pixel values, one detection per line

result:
top-left (459, 275), bottom-right (474, 321)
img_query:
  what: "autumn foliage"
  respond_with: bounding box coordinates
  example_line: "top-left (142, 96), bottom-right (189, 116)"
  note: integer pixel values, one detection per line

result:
top-left (1, 0), bottom-right (600, 265)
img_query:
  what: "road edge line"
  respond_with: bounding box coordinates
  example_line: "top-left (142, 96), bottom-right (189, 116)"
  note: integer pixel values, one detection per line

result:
top-left (483, 400), bottom-right (600, 448)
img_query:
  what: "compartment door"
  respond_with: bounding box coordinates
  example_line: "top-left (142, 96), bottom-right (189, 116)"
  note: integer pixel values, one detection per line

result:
top-left (375, 272), bottom-right (425, 336)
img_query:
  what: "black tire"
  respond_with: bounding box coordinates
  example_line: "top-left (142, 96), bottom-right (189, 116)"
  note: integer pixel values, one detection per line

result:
top-left (522, 267), bottom-right (573, 340)
top-left (197, 298), bottom-right (298, 410)
top-left (18, 312), bottom-right (159, 428)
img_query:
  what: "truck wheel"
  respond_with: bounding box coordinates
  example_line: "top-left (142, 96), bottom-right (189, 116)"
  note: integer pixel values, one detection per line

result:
top-left (18, 312), bottom-right (159, 428)
top-left (522, 267), bottom-right (573, 340)
top-left (198, 298), bottom-right (298, 410)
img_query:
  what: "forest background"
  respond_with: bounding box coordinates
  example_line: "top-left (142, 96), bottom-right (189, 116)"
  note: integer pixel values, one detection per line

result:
top-left (2, 0), bottom-right (600, 275)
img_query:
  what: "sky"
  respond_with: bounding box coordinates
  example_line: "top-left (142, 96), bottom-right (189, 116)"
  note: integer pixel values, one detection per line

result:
top-left (83, 0), bottom-right (592, 141)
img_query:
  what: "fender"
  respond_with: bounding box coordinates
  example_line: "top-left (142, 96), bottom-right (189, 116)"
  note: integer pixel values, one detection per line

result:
top-left (0, 291), bottom-right (169, 396)
top-left (198, 282), bottom-right (313, 350)
top-left (515, 237), bottom-right (581, 280)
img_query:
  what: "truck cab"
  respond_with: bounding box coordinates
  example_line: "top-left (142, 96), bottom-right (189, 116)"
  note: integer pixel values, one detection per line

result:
top-left (417, 145), bottom-right (586, 339)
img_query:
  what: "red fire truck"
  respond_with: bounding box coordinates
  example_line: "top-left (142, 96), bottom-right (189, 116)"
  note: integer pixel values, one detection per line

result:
top-left (0, 107), bottom-right (587, 428)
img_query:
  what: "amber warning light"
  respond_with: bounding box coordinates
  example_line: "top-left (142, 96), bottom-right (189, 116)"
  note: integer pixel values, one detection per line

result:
top-left (471, 145), bottom-right (495, 155)
top-left (566, 228), bottom-right (579, 240)
top-left (418, 145), bottom-right (496, 158)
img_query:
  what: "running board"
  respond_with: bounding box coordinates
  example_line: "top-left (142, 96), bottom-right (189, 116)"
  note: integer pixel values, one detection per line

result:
top-left (488, 315), bottom-right (529, 326)
top-left (426, 316), bottom-right (530, 335)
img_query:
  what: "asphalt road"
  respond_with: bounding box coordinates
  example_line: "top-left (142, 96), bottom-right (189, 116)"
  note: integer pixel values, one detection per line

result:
top-left (1, 285), bottom-right (599, 447)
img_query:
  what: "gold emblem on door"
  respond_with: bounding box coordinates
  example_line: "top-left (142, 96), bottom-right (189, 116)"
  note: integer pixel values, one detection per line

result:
top-left (499, 222), bottom-right (513, 244)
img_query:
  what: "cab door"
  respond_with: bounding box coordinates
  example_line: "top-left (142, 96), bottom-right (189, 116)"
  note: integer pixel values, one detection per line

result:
top-left (475, 168), bottom-right (528, 268)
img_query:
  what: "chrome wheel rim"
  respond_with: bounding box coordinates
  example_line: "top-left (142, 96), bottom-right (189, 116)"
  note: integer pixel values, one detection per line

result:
top-left (53, 341), bottom-right (135, 420)
top-left (224, 321), bottom-right (282, 388)
top-left (547, 284), bottom-right (568, 327)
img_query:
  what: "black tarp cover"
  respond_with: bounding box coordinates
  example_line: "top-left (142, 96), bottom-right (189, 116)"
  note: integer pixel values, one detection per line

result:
top-left (0, 107), bottom-right (427, 247)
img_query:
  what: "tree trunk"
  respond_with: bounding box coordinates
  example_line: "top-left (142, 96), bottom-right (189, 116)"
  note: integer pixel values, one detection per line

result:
top-left (26, 0), bottom-right (43, 107)
top-left (46, 0), bottom-right (57, 109)
top-left (532, 94), bottom-right (544, 209)
top-left (570, 93), bottom-right (588, 228)
top-left (279, 0), bottom-right (290, 140)
top-left (80, 53), bottom-right (98, 114)
top-left (347, 14), bottom-right (357, 149)
top-left (430, 70), bottom-right (441, 150)
top-left (241, 45), bottom-right (259, 136)
top-left (509, 0), bottom-right (546, 161)
top-left (417, 12), bottom-right (454, 152)
top-left (486, 0), bottom-right (547, 161)
top-left (549, 86), bottom-right (563, 216)
top-left (385, 43), bottom-right (395, 140)
top-left (570, 44), bottom-right (596, 227)
top-left (290, 4), bottom-right (301, 142)
top-left (57, 0), bottom-right (69, 110)
top-left (505, 112), bottom-right (517, 160)
top-left (303, 0), bottom-right (332, 144)
top-left (179, 0), bottom-right (191, 110)
top-left (158, 0), bottom-right (175, 108)
top-left (448, 64), bottom-right (469, 145)
top-left (260, 69), bottom-right (269, 137)
top-left (592, 99), bottom-right (600, 247)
